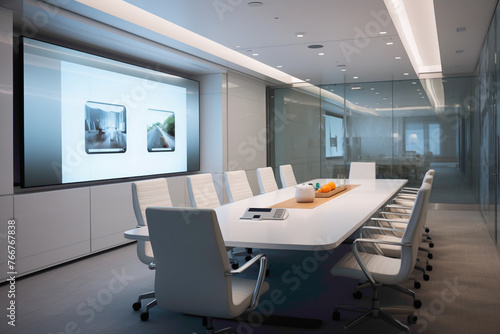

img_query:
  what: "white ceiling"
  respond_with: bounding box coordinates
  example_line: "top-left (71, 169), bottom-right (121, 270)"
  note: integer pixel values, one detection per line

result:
top-left (4, 0), bottom-right (499, 107)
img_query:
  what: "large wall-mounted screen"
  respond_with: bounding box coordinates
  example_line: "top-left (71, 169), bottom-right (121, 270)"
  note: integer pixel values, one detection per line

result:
top-left (21, 38), bottom-right (200, 188)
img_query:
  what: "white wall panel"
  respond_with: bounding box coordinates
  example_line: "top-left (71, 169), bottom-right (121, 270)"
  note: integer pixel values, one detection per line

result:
top-left (0, 8), bottom-right (13, 195)
top-left (90, 182), bottom-right (136, 252)
top-left (15, 188), bottom-right (91, 275)
top-left (0, 195), bottom-right (14, 281)
top-left (227, 73), bottom-right (267, 172)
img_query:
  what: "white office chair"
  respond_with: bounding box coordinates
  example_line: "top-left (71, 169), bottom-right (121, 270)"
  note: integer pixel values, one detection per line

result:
top-left (187, 173), bottom-right (241, 268)
top-left (224, 170), bottom-right (254, 202)
top-left (131, 178), bottom-right (173, 313)
top-left (279, 164), bottom-right (297, 188)
top-left (144, 207), bottom-right (270, 333)
top-left (186, 173), bottom-right (221, 209)
top-left (331, 183), bottom-right (431, 333)
top-left (256, 167), bottom-right (279, 194)
top-left (349, 162), bottom-right (376, 179)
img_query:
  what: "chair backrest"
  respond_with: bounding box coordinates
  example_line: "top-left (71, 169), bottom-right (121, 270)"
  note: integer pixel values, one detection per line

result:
top-left (398, 182), bottom-right (432, 281)
top-left (131, 178), bottom-right (172, 265)
top-left (186, 174), bottom-right (221, 209)
top-left (256, 167), bottom-right (279, 194)
top-left (132, 178), bottom-right (173, 227)
top-left (349, 162), bottom-right (376, 179)
top-left (279, 164), bottom-right (297, 188)
top-left (146, 207), bottom-right (235, 318)
top-left (225, 170), bottom-right (254, 202)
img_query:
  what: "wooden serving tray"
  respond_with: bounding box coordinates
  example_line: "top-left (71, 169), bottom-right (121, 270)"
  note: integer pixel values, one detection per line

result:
top-left (315, 185), bottom-right (348, 198)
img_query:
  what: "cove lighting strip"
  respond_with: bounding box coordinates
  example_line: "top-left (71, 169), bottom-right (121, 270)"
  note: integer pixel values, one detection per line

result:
top-left (384, 0), bottom-right (442, 77)
top-left (75, 0), bottom-right (304, 84)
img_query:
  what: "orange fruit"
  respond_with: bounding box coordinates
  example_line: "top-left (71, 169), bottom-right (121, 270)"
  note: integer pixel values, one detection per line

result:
top-left (328, 181), bottom-right (336, 190)
top-left (320, 184), bottom-right (331, 193)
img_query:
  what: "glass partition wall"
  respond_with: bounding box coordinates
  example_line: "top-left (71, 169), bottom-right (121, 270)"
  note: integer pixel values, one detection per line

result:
top-left (269, 2), bottom-right (500, 253)
top-left (269, 77), bottom-right (476, 204)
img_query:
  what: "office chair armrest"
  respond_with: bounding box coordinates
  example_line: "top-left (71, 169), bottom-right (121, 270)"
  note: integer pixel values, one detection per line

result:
top-left (385, 204), bottom-right (412, 210)
top-left (362, 226), bottom-right (405, 234)
top-left (225, 253), bottom-right (268, 310)
top-left (371, 217), bottom-right (409, 223)
top-left (226, 254), bottom-right (265, 276)
top-left (396, 194), bottom-right (417, 200)
top-left (380, 211), bottom-right (410, 217)
top-left (352, 238), bottom-right (411, 285)
top-left (402, 186), bottom-right (419, 191)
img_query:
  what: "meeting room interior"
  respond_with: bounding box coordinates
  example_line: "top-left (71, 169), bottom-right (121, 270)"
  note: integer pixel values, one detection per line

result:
top-left (2, 1), bottom-right (500, 333)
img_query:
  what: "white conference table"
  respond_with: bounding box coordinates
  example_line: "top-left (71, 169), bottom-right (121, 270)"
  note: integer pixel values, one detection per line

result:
top-left (124, 178), bottom-right (407, 251)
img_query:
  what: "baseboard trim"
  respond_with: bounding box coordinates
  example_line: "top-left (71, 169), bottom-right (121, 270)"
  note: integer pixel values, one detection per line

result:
top-left (429, 203), bottom-right (480, 211)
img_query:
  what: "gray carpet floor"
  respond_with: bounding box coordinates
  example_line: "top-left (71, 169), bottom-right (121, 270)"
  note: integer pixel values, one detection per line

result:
top-left (1, 209), bottom-right (500, 333)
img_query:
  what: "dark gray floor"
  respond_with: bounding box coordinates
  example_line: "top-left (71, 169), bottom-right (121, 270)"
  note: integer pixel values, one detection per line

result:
top-left (2, 209), bottom-right (500, 333)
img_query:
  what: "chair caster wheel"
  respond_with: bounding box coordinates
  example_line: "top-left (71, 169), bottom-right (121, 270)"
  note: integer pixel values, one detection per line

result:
top-left (408, 314), bottom-right (418, 325)
top-left (414, 281), bottom-right (421, 289)
top-left (140, 312), bottom-right (149, 321)
top-left (423, 274), bottom-right (430, 281)
top-left (353, 291), bottom-right (363, 299)
top-left (425, 227), bottom-right (430, 233)
top-left (132, 302), bottom-right (141, 311)
top-left (245, 255), bottom-right (252, 261)
top-left (426, 264), bottom-right (433, 271)
top-left (429, 242), bottom-right (434, 248)
top-left (427, 253), bottom-right (433, 259)
top-left (413, 299), bottom-right (422, 309)
top-left (231, 263), bottom-right (239, 270)
top-left (332, 311), bottom-right (341, 321)
top-left (426, 236), bottom-right (431, 240)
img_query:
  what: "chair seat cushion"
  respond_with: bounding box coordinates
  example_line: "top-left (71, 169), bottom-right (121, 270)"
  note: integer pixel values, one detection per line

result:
top-left (230, 278), bottom-right (270, 317)
top-left (331, 251), bottom-right (402, 284)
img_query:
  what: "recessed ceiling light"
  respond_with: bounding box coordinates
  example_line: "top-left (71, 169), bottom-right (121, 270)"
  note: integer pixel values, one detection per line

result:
top-left (353, 76), bottom-right (359, 79)
top-left (235, 45), bottom-right (241, 48)
top-left (386, 42), bottom-right (394, 45)
top-left (412, 82), bottom-right (417, 84)
top-left (403, 72), bottom-right (409, 75)
top-left (375, 92), bottom-right (380, 95)
top-left (341, 69), bottom-right (346, 72)
top-left (395, 56), bottom-right (401, 60)
top-left (248, 1), bottom-right (264, 7)
top-left (308, 44), bottom-right (324, 49)
top-left (296, 33), bottom-right (304, 38)
top-left (252, 53), bottom-right (259, 56)
top-left (380, 31), bottom-right (387, 35)
top-left (318, 52), bottom-right (325, 56)
top-left (305, 79), bottom-right (311, 82)
top-left (277, 65), bottom-right (283, 68)
top-left (370, 88), bottom-right (375, 90)
top-left (351, 86), bottom-right (362, 90)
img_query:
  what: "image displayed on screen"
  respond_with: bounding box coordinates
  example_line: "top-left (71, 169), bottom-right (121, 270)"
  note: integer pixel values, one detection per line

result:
top-left (325, 115), bottom-right (344, 158)
top-left (21, 37), bottom-right (200, 188)
top-left (147, 109), bottom-right (175, 152)
top-left (85, 102), bottom-right (127, 154)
